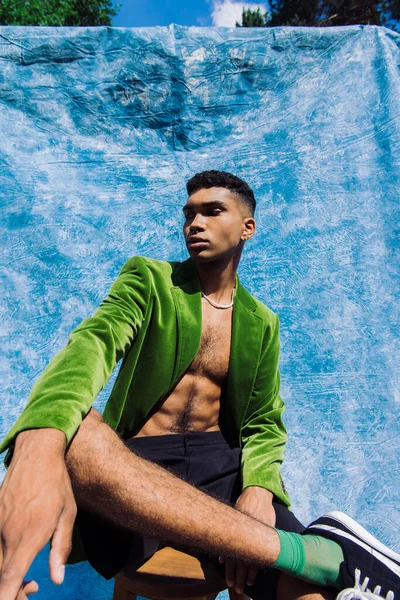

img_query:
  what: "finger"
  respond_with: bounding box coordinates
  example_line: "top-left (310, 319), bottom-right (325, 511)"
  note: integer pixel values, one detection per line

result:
top-left (48, 507), bottom-right (76, 585)
top-left (225, 558), bottom-right (236, 588)
top-left (234, 561), bottom-right (248, 594)
top-left (16, 580), bottom-right (39, 600)
top-left (23, 580), bottom-right (39, 596)
top-left (0, 531), bottom-right (45, 600)
top-left (16, 586), bottom-right (28, 600)
top-left (246, 564), bottom-right (259, 587)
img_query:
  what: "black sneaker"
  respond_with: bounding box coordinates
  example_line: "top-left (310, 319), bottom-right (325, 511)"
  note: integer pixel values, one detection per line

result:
top-left (336, 568), bottom-right (395, 600)
top-left (304, 511), bottom-right (400, 599)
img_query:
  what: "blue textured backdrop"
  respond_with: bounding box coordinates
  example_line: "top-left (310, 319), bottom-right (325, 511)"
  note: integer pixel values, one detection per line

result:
top-left (0, 24), bottom-right (399, 600)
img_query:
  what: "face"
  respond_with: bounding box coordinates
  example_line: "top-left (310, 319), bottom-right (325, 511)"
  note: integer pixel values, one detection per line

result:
top-left (182, 187), bottom-right (255, 263)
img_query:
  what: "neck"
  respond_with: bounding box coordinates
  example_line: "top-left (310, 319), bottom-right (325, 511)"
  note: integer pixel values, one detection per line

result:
top-left (194, 254), bottom-right (240, 305)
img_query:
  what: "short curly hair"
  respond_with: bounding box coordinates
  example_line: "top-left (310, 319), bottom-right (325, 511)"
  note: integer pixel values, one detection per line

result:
top-left (186, 170), bottom-right (256, 216)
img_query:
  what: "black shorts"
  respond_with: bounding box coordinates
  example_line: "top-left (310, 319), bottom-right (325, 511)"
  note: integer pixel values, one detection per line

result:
top-left (74, 430), bottom-right (305, 599)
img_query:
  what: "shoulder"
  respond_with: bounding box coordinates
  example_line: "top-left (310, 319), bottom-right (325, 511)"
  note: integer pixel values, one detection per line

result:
top-left (254, 296), bottom-right (279, 325)
top-left (239, 282), bottom-right (279, 328)
top-left (237, 284), bottom-right (281, 345)
top-left (118, 255), bottom-right (182, 282)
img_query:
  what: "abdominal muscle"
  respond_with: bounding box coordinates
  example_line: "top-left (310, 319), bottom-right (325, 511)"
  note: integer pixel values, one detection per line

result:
top-left (130, 372), bottom-right (222, 437)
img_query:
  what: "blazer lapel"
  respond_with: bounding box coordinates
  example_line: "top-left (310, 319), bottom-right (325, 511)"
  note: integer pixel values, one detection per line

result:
top-left (170, 258), bottom-right (202, 389)
top-left (170, 257), bottom-right (265, 446)
top-left (221, 279), bottom-right (265, 446)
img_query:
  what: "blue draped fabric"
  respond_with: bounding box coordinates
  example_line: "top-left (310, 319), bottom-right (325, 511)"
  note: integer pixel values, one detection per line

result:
top-left (0, 24), bottom-right (399, 599)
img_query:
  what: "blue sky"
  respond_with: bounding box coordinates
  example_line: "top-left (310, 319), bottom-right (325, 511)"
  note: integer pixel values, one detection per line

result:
top-left (111, 0), bottom-right (270, 28)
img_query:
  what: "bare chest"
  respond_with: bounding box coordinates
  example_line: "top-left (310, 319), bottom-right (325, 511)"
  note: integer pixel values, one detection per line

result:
top-left (186, 299), bottom-right (233, 384)
top-left (129, 298), bottom-right (233, 437)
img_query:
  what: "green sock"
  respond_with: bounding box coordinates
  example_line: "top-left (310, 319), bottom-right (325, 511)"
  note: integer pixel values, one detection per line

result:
top-left (273, 530), bottom-right (344, 588)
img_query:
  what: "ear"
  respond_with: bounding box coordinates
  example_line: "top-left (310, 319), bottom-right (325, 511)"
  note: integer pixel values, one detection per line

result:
top-left (241, 217), bottom-right (256, 241)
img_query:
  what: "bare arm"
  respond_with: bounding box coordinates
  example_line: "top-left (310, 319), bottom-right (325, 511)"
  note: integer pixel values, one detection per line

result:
top-left (0, 257), bottom-right (150, 599)
top-left (0, 429), bottom-right (76, 600)
top-left (0, 256), bottom-right (150, 468)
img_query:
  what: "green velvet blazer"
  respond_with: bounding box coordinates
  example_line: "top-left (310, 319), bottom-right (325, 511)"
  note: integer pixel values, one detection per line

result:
top-left (0, 255), bottom-right (290, 510)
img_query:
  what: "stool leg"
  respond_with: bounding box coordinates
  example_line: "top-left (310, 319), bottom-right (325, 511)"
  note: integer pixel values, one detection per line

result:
top-left (113, 576), bottom-right (136, 600)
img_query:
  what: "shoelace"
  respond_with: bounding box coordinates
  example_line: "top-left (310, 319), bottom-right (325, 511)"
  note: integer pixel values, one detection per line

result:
top-left (336, 569), bottom-right (395, 600)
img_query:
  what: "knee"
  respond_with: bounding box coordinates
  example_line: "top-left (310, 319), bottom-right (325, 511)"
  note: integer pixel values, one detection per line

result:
top-left (65, 407), bottom-right (106, 466)
top-left (77, 407), bottom-right (106, 436)
top-left (85, 407), bottom-right (105, 423)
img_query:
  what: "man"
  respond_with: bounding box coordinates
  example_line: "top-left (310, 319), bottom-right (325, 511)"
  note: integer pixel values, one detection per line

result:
top-left (0, 171), bottom-right (398, 600)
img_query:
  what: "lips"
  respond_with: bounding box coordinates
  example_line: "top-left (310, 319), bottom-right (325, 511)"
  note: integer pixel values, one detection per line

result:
top-left (188, 236), bottom-right (207, 244)
top-left (187, 237), bottom-right (209, 250)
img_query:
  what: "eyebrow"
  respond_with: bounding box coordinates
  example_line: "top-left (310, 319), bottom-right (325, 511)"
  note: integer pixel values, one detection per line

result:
top-left (182, 200), bottom-right (228, 212)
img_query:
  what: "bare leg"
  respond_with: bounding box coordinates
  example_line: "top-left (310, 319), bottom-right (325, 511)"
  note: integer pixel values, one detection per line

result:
top-left (66, 409), bottom-right (339, 600)
top-left (65, 407), bottom-right (280, 567)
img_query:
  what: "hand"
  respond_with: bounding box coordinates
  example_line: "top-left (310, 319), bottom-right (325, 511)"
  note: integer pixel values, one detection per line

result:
top-left (219, 487), bottom-right (276, 594)
top-left (0, 429), bottom-right (77, 600)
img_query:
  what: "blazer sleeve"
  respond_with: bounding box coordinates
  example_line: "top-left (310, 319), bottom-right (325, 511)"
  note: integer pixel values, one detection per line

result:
top-left (240, 312), bottom-right (291, 507)
top-left (0, 255), bottom-right (150, 469)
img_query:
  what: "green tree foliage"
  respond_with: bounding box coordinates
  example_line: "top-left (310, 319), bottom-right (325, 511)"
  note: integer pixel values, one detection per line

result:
top-left (0, 0), bottom-right (122, 26)
top-left (236, 0), bottom-right (400, 32)
top-left (235, 7), bottom-right (269, 26)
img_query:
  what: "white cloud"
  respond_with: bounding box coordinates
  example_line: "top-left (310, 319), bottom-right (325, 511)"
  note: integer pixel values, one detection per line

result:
top-left (211, 0), bottom-right (269, 27)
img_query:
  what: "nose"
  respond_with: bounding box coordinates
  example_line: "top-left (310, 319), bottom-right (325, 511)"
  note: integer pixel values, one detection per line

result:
top-left (189, 213), bottom-right (206, 231)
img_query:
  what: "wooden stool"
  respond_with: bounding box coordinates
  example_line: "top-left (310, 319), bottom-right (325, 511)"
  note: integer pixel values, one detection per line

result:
top-left (113, 545), bottom-right (247, 600)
